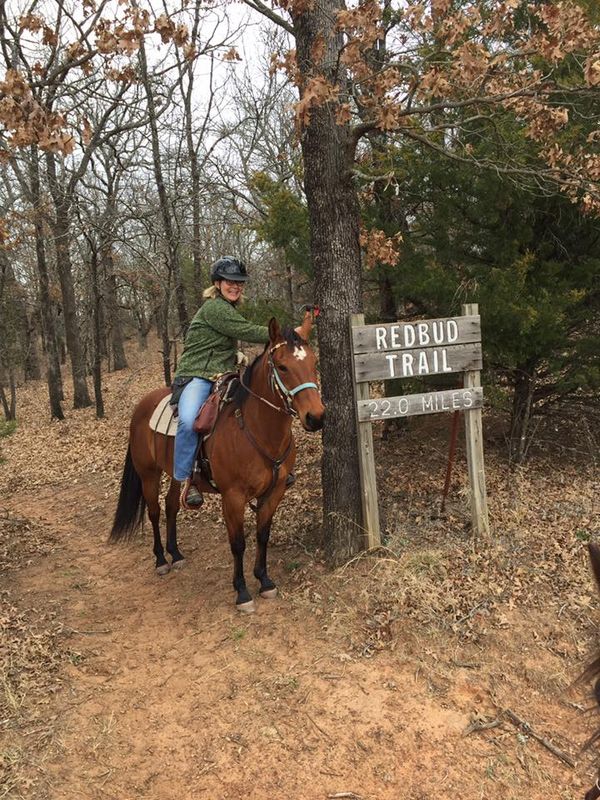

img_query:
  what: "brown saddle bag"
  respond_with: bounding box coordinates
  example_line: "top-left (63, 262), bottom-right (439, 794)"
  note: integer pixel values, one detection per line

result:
top-left (193, 372), bottom-right (239, 437)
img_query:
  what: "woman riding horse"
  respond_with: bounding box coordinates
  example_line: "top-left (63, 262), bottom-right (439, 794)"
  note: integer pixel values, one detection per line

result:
top-left (172, 256), bottom-right (275, 510)
top-left (110, 260), bottom-right (325, 612)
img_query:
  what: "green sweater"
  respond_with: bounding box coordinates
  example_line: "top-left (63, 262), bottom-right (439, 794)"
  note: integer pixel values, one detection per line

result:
top-left (175, 296), bottom-right (270, 380)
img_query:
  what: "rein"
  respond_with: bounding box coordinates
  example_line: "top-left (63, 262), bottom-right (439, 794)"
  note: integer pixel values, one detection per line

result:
top-left (234, 407), bottom-right (293, 512)
top-left (235, 339), bottom-right (317, 510)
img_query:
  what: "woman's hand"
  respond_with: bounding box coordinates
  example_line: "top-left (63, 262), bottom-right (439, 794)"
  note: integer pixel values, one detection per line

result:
top-left (295, 308), bottom-right (316, 340)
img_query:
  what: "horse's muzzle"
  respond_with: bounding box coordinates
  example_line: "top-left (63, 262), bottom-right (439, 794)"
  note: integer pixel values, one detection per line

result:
top-left (305, 410), bottom-right (325, 432)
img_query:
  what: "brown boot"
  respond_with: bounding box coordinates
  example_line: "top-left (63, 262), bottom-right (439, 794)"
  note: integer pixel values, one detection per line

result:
top-left (180, 479), bottom-right (204, 510)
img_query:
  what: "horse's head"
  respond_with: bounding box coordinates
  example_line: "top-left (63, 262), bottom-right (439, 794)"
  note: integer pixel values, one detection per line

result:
top-left (268, 314), bottom-right (325, 432)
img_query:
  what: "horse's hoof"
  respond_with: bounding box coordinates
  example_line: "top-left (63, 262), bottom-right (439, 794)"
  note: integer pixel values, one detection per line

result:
top-left (156, 563), bottom-right (171, 576)
top-left (236, 599), bottom-right (256, 614)
top-left (172, 559), bottom-right (186, 570)
top-left (260, 587), bottom-right (278, 599)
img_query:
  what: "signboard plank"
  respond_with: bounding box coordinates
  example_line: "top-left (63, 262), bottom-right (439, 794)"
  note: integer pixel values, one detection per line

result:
top-left (350, 313), bottom-right (381, 549)
top-left (348, 306), bottom-right (489, 547)
top-left (357, 387), bottom-right (483, 421)
top-left (462, 304), bottom-right (490, 541)
top-left (352, 315), bottom-right (480, 354)
top-left (354, 343), bottom-right (482, 382)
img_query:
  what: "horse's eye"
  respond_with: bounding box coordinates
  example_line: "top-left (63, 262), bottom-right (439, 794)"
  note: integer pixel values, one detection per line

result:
top-left (278, 365), bottom-right (288, 372)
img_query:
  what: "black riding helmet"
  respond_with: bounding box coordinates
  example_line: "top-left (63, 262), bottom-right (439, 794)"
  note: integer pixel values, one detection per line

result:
top-left (211, 256), bottom-right (249, 283)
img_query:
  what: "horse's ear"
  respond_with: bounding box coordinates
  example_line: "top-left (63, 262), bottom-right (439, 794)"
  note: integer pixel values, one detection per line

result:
top-left (589, 542), bottom-right (600, 595)
top-left (268, 317), bottom-right (281, 342)
top-left (298, 310), bottom-right (313, 341)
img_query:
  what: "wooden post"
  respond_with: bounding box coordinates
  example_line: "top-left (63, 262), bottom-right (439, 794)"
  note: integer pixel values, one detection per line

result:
top-left (350, 314), bottom-right (381, 549)
top-left (462, 303), bottom-right (490, 541)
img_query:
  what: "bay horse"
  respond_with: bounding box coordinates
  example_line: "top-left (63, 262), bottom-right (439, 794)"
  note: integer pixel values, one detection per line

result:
top-left (109, 314), bottom-right (325, 612)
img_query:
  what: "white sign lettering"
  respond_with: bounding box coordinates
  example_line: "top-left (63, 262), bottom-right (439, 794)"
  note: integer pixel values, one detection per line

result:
top-left (373, 318), bottom-right (464, 351)
top-left (358, 388), bottom-right (482, 421)
top-left (382, 348), bottom-right (455, 378)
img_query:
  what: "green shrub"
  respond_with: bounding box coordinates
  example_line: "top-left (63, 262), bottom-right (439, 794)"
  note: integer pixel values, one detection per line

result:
top-left (0, 419), bottom-right (17, 438)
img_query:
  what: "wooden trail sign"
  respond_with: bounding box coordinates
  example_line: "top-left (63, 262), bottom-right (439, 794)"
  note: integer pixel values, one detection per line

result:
top-left (350, 304), bottom-right (490, 549)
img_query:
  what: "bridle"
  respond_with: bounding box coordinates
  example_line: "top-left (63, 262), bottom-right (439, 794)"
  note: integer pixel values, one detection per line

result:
top-left (235, 339), bottom-right (319, 511)
top-left (239, 340), bottom-right (319, 417)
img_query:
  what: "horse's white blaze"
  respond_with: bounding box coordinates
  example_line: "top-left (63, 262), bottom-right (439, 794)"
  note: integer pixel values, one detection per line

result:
top-left (293, 346), bottom-right (307, 361)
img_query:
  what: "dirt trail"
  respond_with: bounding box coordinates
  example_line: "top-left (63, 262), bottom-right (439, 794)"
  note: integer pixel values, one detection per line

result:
top-left (2, 349), bottom-right (597, 799)
top-left (3, 471), bottom-right (591, 800)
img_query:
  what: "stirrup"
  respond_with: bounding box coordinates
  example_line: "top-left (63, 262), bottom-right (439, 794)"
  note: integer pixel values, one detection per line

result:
top-left (285, 472), bottom-right (296, 488)
top-left (180, 479), bottom-right (204, 511)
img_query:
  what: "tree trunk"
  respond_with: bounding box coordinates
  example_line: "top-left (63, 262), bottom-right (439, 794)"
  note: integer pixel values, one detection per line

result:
top-left (30, 148), bottom-right (64, 420)
top-left (293, 6), bottom-right (365, 564)
top-left (510, 360), bottom-right (537, 464)
top-left (89, 247), bottom-right (105, 418)
top-left (24, 310), bottom-right (42, 380)
top-left (0, 382), bottom-right (17, 422)
top-left (46, 152), bottom-right (92, 408)
top-left (0, 253), bottom-right (23, 389)
top-left (139, 39), bottom-right (189, 336)
top-left (378, 271), bottom-right (396, 321)
top-left (181, 39), bottom-right (204, 308)
top-left (136, 303), bottom-right (151, 350)
top-left (0, 370), bottom-right (16, 421)
top-left (105, 269), bottom-right (128, 371)
top-left (160, 292), bottom-right (172, 386)
top-left (285, 256), bottom-right (295, 314)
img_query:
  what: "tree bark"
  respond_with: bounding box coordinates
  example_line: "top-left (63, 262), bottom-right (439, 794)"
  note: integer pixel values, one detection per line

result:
top-left (45, 152), bottom-right (92, 408)
top-left (378, 271), bottom-right (396, 321)
top-left (285, 256), bottom-right (295, 314)
top-left (292, 4), bottom-right (365, 564)
top-left (98, 171), bottom-right (128, 371)
top-left (139, 38), bottom-right (189, 336)
top-left (89, 245), bottom-right (105, 418)
top-left (30, 148), bottom-right (64, 420)
top-left (510, 359), bottom-right (537, 464)
top-left (104, 265), bottom-right (128, 371)
top-left (24, 310), bottom-right (42, 381)
top-left (159, 292), bottom-right (172, 386)
top-left (179, 5), bottom-right (205, 307)
top-left (135, 301), bottom-right (152, 350)
top-left (0, 370), bottom-right (16, 421)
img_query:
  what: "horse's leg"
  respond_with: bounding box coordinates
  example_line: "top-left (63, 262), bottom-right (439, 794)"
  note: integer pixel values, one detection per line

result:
top-left (165, 478), bottom-right (185, 568)
top-left (222, 491), bottom-right (254, 613)
top-left (254, 482), bottom-right (287, 599)
top-left (142, 471), bottom-right (170, 576)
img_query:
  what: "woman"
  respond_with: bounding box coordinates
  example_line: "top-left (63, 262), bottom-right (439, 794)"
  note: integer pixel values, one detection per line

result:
top-left (173, 256), bottom-right (271, 508)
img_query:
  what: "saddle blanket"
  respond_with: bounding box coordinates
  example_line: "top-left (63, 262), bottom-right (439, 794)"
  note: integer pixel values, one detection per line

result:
top-left (149, 395), bottom-right (177, 437)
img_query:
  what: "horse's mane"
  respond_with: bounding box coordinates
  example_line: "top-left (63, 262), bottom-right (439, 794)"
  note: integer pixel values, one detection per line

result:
top-left (232, 326), bottom-right (306, 409)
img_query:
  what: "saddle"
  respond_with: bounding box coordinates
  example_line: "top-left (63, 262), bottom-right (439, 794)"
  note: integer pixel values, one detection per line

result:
top-left (149, 373), bottom-right (240, 493)
top-left (149, 372), bottom-right (240, 439)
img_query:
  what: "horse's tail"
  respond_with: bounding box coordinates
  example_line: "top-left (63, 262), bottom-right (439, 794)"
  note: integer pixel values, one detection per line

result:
top-left (109, 445), bottom-right (146, 542)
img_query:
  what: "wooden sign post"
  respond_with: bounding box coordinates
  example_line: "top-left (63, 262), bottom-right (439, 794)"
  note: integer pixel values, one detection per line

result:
top-left (350, 304), bottom-right (490, 548)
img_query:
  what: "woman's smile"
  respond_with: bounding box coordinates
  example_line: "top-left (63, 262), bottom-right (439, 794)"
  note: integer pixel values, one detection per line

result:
top-left (220, 281), bottom-right (243, 302)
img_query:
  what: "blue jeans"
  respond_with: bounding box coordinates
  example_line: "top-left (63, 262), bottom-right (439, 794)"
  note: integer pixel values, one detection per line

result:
top-left (173, 378), bottom-right (213, 481)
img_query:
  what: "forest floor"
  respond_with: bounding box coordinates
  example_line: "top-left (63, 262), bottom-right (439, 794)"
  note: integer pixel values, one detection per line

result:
top-left (1, 339), bottom-right (599, 800)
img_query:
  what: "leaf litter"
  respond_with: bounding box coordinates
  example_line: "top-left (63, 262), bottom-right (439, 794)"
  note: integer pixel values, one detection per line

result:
top-left (0, 341), bottom-right (599, 798)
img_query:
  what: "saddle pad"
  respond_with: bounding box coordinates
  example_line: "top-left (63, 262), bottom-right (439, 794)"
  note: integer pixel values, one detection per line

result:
top-left (149, 394), bottom-right (178, 437)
